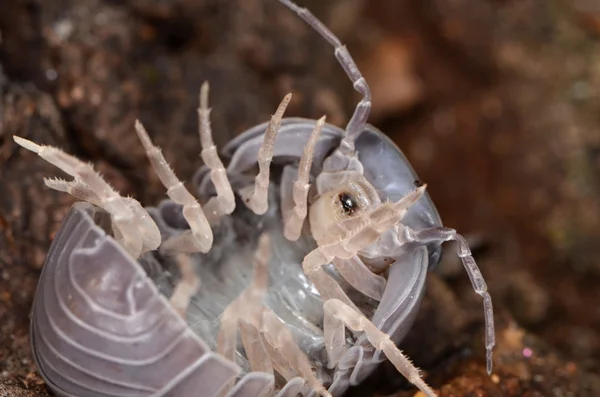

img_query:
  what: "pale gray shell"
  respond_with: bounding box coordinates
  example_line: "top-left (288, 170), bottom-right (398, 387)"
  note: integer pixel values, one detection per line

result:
top-left (29, 120), bottom-right (443, 396)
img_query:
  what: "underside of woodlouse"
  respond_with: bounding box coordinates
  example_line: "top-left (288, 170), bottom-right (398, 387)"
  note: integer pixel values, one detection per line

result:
top-left (15, 1), bottom-right (495, 396)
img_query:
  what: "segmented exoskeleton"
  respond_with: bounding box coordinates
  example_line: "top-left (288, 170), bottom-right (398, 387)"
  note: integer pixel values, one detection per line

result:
top-left (16, 1), bottom-right (494, 396)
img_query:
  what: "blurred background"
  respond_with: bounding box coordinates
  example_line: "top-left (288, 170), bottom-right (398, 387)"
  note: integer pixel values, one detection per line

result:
top-left (1, 0), bottom-right (599, 395)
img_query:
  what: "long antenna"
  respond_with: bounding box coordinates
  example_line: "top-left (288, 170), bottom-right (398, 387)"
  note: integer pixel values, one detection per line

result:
top-left (278, 0), bottom-right (371, 155)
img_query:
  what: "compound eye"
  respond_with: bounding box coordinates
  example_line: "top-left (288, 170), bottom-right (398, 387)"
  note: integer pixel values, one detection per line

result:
top-left (338, 192), bottom-right (358, 215)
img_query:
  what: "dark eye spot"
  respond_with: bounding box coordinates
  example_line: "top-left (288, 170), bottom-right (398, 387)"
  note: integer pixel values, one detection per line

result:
top-left (414, 179), bottom-right (424, 187)
top-left (338, 192), bottom-right (358, 215)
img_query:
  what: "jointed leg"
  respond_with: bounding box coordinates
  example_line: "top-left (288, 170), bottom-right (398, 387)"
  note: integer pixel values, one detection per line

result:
top-left (283, 116), bottom-right (325, 241)
top-left (216, 234), bottom-right (272, 396)
top-left (169, 253), bottom-right (201, 318)
top-left (44, 178), bottom-right (162, 252)
top-left (197, 82), bottom-right (236, 223)
top-left (13, 136), bottom-right (159, 257)
top-left (332, 257), bottom-right (386, 301)
top-left (313, 185), bottom-right (426, 249)
top-left (302, 186), bottom-right (426, 316)
top-left (401, 226), bottom-right (495, 374)
top-left (278, 0), bottom-right (371, 156)
top-left (323, 299), bottom-right (437, 397)
top-left (259, 309), bottom-right (331, 397)
top-left (217, 233), bottom-right (330, 396)
top-left (238, 320), bottom-right (273, 375)
top-left (217, 233), bottom-right (271, 364)
top-left (304, 185), bottom-right (426, 265)
top-left (240, 94), bottom-right (292, 215)
top-left (44, 178), bottom-right (102, 207)
top-left (307, 266), bottom-right (361, 313)
top-left (134, 121), bottom-right (213, 253)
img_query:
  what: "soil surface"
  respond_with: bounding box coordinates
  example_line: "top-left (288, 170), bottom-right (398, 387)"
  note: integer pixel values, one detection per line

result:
top-left (1, 0), bottom-right (599, 396)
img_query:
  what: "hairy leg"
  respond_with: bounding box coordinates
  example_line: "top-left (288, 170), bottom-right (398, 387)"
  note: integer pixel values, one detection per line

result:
top-left (197, 82), bottom-right (236, 223)
top-left (283, 116), bottom-right (325, 241)
top-left (13, 136), bottom-right (160, 257)
top-left (240, 94), bottom-right (292, 215)
top-left (135, 121), bottom-right (213, 253)
top-left (324, 299), bottom-right (437, 397)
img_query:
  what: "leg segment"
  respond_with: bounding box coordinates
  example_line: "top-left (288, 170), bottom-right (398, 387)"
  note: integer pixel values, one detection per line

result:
top-left (278, 0), bottom-right (371, 155)
top-left (332, 256), bottom-right (386, 301)
top-left (238, 320), bottom-right (273, 375)
top-left (401, 226), bottom-right (495, 374)
top-left (259, 309), bottom-right (331, 397)
top-left (301, 187), bottom-right (426, 319)
top-left (240, 94), bottom-right (292, 215)
top-left (44, 178), bottom-right (103, 207)
top-left (134, 121), bottom-right (213, 253)
top-left (283, 116), bottom-right (325, 241)
top-left (217, 233), bottom-right (330, 397)
top-left (217, 234), bottom-right (272, 396)
top-left (197, 82), bottom-right (236, 223)
top-left (304, 185), bottom-right (426, 263)
top-left (169, 253), bottom-right (201, 318)
top-left (323, 299), bottom-right (437, 397)
top-left (13, 136), bottom-right (160, 257)
top-left (45, 177), bottom-right (162, 254)
top-left (217, 233), bottom-right (271, 365)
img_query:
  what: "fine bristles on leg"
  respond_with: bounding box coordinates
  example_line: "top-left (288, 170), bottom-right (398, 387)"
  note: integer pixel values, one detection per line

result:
top-left (299, 186), bottom-right (428, 352)
top-left (197, 82), bottom-right (236, 223)
top-left (403, 226), bottom-right (496, 374)
top-left (283, 116), bottom-right (325, 241)
top-left (13, 137), bottom-right (120, 202)
top-left (323, 299), bottom-right (437, 397)
top-left (169, 253), bottom-right (201, 318)
top-left (45, 178), bottom-right (163, 251)
top-left (13, 135), bottom-right (159, 257)
top-left (134, 120), bottom-right (213, 253)
top-left (309, 185), bottom-right (427, 253)
top-left (302, 186), bottom-right (426, 317)
top-left (278, 0), bottom-right (371, 155)
top-left (44, 178), bottom-right (102, 207)
top-left (240, 93), bottom-right (292, 215)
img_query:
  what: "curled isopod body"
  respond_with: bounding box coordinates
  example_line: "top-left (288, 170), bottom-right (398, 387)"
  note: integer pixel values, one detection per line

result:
top-left (18, 0), bottom-right (495, 396)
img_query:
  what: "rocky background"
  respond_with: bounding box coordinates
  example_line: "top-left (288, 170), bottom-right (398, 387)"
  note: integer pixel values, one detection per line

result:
top-left (1, 0), bottom-right (599, 396)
